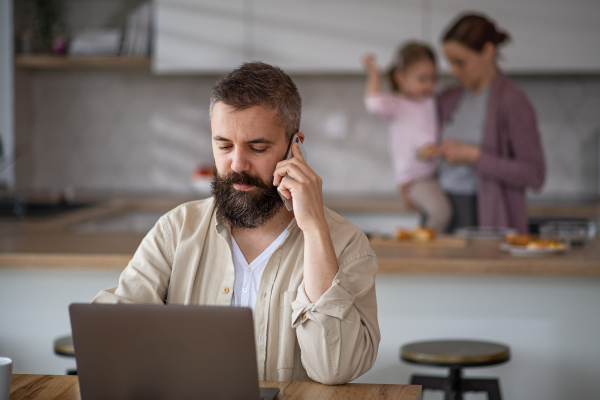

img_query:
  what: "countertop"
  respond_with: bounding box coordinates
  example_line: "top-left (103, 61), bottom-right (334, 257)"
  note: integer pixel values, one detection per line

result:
top-left (1, 196), bottom-right (599, 275)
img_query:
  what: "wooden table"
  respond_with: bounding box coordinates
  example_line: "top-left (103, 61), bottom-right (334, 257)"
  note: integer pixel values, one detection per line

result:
top-left (10, 374), bottom-right (422, 400)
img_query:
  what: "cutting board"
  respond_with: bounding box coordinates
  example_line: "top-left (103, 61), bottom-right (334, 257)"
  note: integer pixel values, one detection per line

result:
top-left (369, 235), bottom-right (467, 248)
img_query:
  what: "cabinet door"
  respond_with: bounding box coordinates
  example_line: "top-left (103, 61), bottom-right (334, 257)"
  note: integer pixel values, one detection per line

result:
top-left (154, 0), bottom-right (247, 73)
top-left (252, 0), bottom-right (423, 73)
top-left (431, 0), bottom-right (600, 72)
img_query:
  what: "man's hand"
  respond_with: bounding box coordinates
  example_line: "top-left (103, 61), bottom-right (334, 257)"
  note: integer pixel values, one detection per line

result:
top-left (440, 140), bottom-right (481, 165)
top-left (272, 139), bottom-right (338, 303)
top-left (273, 142), bottom-right (326, 233)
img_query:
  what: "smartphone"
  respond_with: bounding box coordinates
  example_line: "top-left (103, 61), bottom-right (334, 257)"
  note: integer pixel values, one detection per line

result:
top-left (278, 134), bottom-right (307, 211)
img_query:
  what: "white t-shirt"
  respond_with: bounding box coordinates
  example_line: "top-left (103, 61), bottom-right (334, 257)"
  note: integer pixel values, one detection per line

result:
top-left (230, 229), bottom-right (288, 313)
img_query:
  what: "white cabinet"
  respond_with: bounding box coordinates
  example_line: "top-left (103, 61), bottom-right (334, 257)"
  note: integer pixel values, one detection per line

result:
top-left (431, 0), bottom-right (600, 73)
top-left (154, 0), bottom-right (247, 73)
top-left (252, 0), bottom-right (422, 73)
top-left (154, 0), bottom-right (600, 73)
top-left (154, 0), bottom-right (424, 73)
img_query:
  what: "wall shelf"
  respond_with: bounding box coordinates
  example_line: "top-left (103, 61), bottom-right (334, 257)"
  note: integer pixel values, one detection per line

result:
top-left (14, 55), bottom-right (152, 69)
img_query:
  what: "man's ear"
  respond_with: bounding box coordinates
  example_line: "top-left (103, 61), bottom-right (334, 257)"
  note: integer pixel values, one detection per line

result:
top-left (296, 132), bottom-right (305, 144)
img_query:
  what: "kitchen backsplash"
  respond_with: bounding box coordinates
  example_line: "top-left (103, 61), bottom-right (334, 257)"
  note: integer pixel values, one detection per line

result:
top-left (14, 70), bottom-right (600, 200)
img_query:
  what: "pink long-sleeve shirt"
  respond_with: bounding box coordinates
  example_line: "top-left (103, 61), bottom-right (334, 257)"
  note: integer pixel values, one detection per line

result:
top-left (365, 94), bottom-right (437, 185)
top-left (437, 71), bottom-right (546, 233)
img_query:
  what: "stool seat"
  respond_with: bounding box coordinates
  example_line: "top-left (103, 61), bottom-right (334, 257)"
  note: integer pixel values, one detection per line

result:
top-left (54, 335), bottom-right (75, 357)
top-left (401, 340), bottom-right (510, 367)
top-left (400, 340), bottom-right (510, 400)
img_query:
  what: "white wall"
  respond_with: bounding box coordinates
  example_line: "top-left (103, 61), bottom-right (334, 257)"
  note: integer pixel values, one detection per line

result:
top-left (0, 268), bottom-right (123, 375)
top-left (1, 268), bottom-right (600, 400)
top-left (353, 274), bottom-right (600, 400)
top-left (0, 0), bottom-right (14, 188)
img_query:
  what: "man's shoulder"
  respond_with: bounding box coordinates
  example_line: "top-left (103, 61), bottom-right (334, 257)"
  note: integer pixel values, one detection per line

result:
top-left (161, 197), bottom-right (216, 228)
top-left (322, 207), bottom-right (374, 258)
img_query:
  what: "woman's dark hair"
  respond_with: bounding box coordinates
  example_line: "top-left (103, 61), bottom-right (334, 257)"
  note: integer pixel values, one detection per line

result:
top-left (442, 13), bottom-right (510, 52)
top-left (387, 42), bottom-right (436, 93)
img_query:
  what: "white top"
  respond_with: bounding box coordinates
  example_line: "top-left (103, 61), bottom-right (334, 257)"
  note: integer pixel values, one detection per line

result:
top-left (365, 94), bottom-right (437, 185)
top-left (230, 229), bottom-right (289, 313)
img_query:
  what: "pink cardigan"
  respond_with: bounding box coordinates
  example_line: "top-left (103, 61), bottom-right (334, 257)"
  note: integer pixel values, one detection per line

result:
top-left (437, 71), bottom-right (546, 233)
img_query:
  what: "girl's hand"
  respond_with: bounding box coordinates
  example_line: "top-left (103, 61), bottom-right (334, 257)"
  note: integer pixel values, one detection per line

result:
top-left (440, 140), bottom-right (481, 165)
top-left (417, 143), bottom-right (442, 161)
top-left (362, 53), bottom-right (379, 73)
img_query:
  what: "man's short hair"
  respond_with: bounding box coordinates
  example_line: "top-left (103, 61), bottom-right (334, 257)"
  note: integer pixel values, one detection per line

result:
top-left (210, 62), bottom-right (302, 140)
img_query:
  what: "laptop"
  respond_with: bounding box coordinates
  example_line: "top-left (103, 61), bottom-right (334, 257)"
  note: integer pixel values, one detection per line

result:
top-left (69, 303), bottom-right (279, 400)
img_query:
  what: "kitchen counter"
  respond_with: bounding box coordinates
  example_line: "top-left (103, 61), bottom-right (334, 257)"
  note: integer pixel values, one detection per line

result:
top-left (1, 196), bottom-right (599, 274)
top-left (375, 240), bottom-right (600, 276)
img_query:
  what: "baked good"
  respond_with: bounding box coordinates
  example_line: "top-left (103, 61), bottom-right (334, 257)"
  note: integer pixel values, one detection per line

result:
top-left (526, 239), bottom-right (565, 250)
top-left (417, 143), bottom-right (438, 160)
top-left (411, 227), bottom-right (436, 242)
top-left (395, 228), bottom-right (411, 240)
top-left (505, 234), bottom-right (533, 246)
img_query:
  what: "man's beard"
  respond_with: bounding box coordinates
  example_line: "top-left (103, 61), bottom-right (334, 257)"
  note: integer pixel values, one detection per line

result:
top-left (211, 164), bottom-right (283, 229)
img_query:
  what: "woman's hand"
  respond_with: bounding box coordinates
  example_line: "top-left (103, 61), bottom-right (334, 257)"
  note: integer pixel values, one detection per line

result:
top-left (440, 140), bottom-right (481, 165)
top-left (273, 141), bottom-right (326, 233)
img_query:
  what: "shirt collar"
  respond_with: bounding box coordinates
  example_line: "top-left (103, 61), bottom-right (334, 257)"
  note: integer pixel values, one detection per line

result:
top-left (214, 206), bottom-right (299, 248)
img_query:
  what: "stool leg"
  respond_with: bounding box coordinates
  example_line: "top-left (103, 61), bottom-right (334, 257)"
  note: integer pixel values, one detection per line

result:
top-left (446, 368), bottom-right (463, 400)
top-left (461, 378), bottom-right (502, 400)
top-left (410, 374), bottom-right (446, 390)
top-left (410, 371), bottom-right (464, 400)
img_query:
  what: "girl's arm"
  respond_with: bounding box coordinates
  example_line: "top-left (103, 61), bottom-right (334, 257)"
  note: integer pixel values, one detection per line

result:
top-left (362, 54), bottom-right (381, 96)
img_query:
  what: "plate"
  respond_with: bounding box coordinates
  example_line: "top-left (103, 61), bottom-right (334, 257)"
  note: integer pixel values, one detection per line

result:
top-left (455, 226), bottom-right (518, 240)
top-left (499, 242), bottom-right (570, 256)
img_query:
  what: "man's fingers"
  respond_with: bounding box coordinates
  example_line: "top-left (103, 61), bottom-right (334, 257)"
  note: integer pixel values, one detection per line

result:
top-left (273, 157), bottom-right (312, 186)
top-left (277, 176), bottom-right (296, 199)
top-left (274, 163), bottom-right (309, 185)
top-left (292, 142), bottom-right (305, 162)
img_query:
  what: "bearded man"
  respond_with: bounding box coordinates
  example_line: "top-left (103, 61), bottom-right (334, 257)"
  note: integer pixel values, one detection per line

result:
top-left (93, 62), bottom-right (380, 385)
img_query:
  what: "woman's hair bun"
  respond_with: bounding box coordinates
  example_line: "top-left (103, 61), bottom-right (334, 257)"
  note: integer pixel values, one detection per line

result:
top-left (443, 13), bottom-right (511, 52)
top-left (494, 30), bottom-right (510, 45)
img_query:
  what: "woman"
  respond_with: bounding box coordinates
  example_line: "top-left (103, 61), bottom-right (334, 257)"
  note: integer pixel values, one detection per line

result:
top-left (432, 14), bottom-right (545, 233)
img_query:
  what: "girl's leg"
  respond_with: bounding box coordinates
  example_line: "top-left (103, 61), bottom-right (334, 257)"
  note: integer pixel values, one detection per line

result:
top-left (405, 178), bottom-right (452, 233)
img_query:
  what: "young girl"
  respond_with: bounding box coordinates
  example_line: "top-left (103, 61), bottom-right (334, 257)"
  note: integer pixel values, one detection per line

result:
top-left (363, 42), bottom-right (451, 233)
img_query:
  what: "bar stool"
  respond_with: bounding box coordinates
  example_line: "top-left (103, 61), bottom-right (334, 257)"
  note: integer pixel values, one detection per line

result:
top-left (400, 340), bottom-right (510, 400)
top-left (53, 335), bottom-right (77, 375)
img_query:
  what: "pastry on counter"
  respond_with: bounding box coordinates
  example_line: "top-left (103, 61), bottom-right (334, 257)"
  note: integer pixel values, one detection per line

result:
top-left (411, 227), bottom-right (436, 242)
top-left (395, 229), bottom-right (412, 240)
top-left (395, 227), bottom-right (436, 242)
top-left (505, 234), bottom-right (533, 246)
top-left (526, 239), bottom-right (565, 250)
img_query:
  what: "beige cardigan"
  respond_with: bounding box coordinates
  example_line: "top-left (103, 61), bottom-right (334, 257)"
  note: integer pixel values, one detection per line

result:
top-left (93, 198), bottom-right (380, 385)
